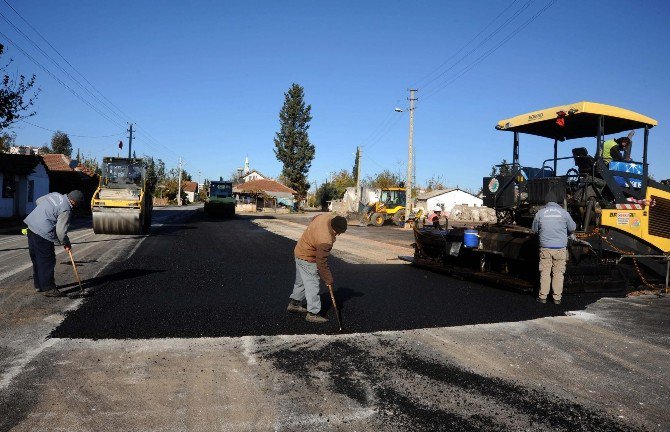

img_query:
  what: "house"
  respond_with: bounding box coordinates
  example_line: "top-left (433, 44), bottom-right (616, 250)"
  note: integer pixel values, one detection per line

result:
top-left (240, 169), bottom-right (266, 183)
top-left (0, 154), bottom-right (50, 218)
top-left (41, 154), bottom-right (99, 213)
top-left (233, 178), bottom-right (297, 211)
top-left (183, 181), bottom-right (198, 203)
top-left (416, 188), bottom-right (483, 214)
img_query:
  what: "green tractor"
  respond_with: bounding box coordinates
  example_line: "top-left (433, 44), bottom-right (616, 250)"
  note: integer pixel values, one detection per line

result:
top-left (204, 181), bottom-right (235, 217)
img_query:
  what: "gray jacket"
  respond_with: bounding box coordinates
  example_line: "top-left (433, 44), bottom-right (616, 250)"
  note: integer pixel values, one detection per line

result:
top-left (24, 192), bottom-right (72, 246)
top-left (531, 202), bottom-right (576, 248)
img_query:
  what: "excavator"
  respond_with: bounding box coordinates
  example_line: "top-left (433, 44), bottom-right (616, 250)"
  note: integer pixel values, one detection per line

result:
top-left (409, 101), bottom-right (670, 294)
top-left (92, 157), bottom-right (153, 235)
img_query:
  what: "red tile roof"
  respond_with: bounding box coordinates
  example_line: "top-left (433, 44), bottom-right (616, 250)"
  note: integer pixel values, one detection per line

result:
top-left (183, 180), bottom-right (198, 193)
top-left (233, 179), bottom-right (297, 195)
top-left (41, 154), bottom-right (97, 177)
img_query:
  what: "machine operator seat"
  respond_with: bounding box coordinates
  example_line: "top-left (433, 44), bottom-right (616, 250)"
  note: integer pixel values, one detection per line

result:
top-left (572, 147), bottom-right (596, 176)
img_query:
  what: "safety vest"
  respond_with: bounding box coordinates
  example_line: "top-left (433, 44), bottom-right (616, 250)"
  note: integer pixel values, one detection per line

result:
top-left (601, 139), bottom-right (617, 164)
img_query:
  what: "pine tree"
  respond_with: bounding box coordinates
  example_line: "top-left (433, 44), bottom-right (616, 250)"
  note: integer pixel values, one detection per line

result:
top-left (50, 130), bottom-right (72, 156)
top-left (273, 83), bottom-right (315, 200)
top-left (352, 148), bottom-right (360, 184)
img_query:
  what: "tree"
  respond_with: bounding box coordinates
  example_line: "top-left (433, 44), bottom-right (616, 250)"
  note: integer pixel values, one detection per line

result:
top-left (329, 169), bottom-right (355, 198)
top-left (1, 44), bottom-right (39, 131)
top-left (315, 182), bottom-right (338, 211)
top-left (273, 83), bottom-right (315, 200)
top-left (424, 175), bottom-right (447, 192)
top-left (81, 154), bottom-right (101, 175)
top-left (352, 149), bottom-right (360, 184)
top-left (50, 130), bottom-right (72, 156)
top-left (0, 131), bottom-right (16, 153)
top-left (364, 169), bottom-right (402, 189)
top-left (144, 156), bottom-right (159, 193)
top-left (490, 158), bottom-right (511, 176)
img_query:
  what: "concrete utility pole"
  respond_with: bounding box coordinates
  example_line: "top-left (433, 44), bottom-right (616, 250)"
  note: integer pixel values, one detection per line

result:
top-left (405, 89), bottom-right (417, 222)
top-left (177, 157), bottom-right (182, 206)
top-left (355, 146), bottom-right (362, 203)
top-left (127, 123), bottom-right (134, 159)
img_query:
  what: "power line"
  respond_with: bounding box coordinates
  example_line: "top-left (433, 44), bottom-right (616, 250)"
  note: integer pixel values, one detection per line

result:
top-left (421, 0), bottom-right (558, 103)
top-left (413, 0), bottom-right (521, 89)
top-left (1, 0), bottom-right (134, 123)
top-left (419, 0), bottom-right (535, 94)
top-left (18, 119), bottom-right (124, 138)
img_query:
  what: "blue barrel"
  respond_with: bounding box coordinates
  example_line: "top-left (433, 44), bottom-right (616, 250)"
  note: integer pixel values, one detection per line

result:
top-left (463, 229), bottom-right (479, 248)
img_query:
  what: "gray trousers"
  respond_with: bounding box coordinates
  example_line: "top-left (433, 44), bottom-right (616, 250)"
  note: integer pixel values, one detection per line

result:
top-left (290, 258), bottom-right (321, 314)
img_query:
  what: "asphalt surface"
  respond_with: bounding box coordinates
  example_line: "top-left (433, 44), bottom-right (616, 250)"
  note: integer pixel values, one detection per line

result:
top-left (53, 210), bottom-right (611, 339)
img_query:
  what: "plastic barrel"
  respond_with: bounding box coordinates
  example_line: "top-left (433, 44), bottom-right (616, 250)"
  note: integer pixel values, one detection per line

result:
top-left (463, 229), bottom-right (479, 248)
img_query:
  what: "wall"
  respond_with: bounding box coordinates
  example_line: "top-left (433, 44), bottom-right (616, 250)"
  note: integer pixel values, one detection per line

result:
top-left (426, 190), bottom-right (483, 213)
top-left (26, 164), bottom-right (49, 215)
top-left (0, 172), bottom-right (12, 218)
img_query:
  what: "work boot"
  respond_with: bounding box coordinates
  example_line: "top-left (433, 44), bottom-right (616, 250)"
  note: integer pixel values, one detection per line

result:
top-left (42, 288), bottom-right (64, 298)
top-left (305, 312), bottom-right (329, 324)
top-left (553, 298), bottom-right (562, 305)
top-left (287, 300), bottom-right (308, 314)
top-left (536, 297), bottom-right (547, 304)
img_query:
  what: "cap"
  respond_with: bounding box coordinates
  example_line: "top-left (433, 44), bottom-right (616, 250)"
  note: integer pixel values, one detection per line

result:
top-left (68, 190), bottom-right (84, 206)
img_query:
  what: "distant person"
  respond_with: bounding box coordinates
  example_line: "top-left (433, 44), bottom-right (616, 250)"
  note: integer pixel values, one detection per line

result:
top-left (23, 191), bottom-right (84, 297)
top-left (287, 214), bottom-right (348, 323)
top-left (601, 136), bottom-right (632, 164)
top-left (531, 191), bottom-right (576, 305)
top-left (426, 206), bottom-right (444, 229)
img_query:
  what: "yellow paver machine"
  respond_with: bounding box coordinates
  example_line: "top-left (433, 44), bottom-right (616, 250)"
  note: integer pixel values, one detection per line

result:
top-left (92, 157), bottom-right (153, 235)
top-left (410, 101), bottom-right (670, 293)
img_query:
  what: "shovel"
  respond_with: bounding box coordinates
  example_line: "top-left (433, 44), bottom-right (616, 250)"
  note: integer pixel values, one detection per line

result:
top-left (326, 284), bottom-right (342, 332)
top-left (66, 249), bottom-right (92, 299)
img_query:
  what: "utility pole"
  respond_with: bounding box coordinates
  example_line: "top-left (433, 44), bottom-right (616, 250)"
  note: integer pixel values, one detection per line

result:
top-left (406, 89), bottom-right (417, 222)
top-left (177, 157), bottom-right (182, 206)
top-left (127, 123), bottom-right (134, 159)
top-left (355, 146), bottom-right (362, 203)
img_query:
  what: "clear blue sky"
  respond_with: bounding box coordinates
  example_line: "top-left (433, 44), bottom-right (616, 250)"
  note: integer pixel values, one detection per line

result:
top-left (3, 0), bottom-right (669, 190)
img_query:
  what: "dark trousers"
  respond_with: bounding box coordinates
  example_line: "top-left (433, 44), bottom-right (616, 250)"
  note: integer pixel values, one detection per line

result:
top-left (27, 231), bottom-right (56, 291)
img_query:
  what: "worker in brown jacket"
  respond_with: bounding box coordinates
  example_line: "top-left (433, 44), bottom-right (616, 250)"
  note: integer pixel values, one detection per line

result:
top-left (287, 214), bottom-right (348, 323)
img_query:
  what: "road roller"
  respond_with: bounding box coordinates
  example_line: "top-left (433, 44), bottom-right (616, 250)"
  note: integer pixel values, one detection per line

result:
top-left (92, 157), bottom-right (153, 235)
top-left (204, 180), bottom-right (235, 217)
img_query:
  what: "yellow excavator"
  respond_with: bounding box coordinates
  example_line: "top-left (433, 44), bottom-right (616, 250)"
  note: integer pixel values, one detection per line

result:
top-left (92, 157), bottom-right (152, 235)
top-left (362, 187), bottom-right (407, 226)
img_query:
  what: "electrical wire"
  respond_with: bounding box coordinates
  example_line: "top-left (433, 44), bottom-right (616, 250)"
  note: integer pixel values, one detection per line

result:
top-left (18, 119), bottom-right (124, 138)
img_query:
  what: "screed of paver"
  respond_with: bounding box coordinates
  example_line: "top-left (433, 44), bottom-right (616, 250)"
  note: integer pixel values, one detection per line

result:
top-left (4, 338), bottom-right (277, 432)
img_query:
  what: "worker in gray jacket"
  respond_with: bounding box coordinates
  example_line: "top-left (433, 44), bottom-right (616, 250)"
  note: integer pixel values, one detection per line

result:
top-left (531, 191), bottom-right (576, 305)
top-left (24, 190), bottom-right (84, 297)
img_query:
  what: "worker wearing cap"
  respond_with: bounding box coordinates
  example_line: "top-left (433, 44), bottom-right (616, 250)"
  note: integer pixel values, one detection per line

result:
top-left (23, 190), bottom-right (84, 297)
top-left (288, 214), bottom-right (348, 323)
top-left (531, 191), bottom-right (576, 305)
top-left (426, 205), bottom-right (444, 229)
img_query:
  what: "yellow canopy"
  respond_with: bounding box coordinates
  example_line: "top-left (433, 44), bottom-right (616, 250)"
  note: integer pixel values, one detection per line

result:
top-left (495, 101), bottom-right (658, 140)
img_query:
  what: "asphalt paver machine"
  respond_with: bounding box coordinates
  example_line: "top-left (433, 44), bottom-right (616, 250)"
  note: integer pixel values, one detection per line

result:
top-left (411, 101), bottom-right (670, 293)
top-left (92, 157), bottom-right (153, 235)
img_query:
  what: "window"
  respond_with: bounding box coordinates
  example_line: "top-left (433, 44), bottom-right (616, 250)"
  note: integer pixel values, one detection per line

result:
top-left (2, 176), bottom-right (15, 199)
top-left (28, 180), bottom-right (35, 202)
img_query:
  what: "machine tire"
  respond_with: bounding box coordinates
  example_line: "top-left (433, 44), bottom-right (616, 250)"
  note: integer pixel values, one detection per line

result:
top-left (371, 213), bottom-right (385, 227)
top-left (392, 209), bottom-right (406, 226)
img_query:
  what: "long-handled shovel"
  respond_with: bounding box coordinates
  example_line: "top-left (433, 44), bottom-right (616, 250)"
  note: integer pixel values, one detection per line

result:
top-left (66, 249), bottom-right (91, 299)
top-left (326, 284), bottom-right (342, 332)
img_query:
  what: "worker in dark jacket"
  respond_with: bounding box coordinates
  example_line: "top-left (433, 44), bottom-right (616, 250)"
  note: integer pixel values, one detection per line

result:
top-left (24, 190), bottom-right (83, 297)
top-left (531, 191), bottom-right (576, 305)
top-left (288, 214), bottom-right (348, 323)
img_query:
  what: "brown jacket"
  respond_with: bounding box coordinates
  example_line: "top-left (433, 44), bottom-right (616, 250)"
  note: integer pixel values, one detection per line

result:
top-left (294, 214), bottom-right (336, 285)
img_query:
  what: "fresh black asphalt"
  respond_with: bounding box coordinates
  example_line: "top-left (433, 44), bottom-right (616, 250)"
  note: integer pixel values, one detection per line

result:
top-left (52, 210), bottom-right (612, 339)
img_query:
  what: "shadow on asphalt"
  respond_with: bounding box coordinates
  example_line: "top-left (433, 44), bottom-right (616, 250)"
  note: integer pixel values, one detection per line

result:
top-left (58, 268), bottom-right (164, 292)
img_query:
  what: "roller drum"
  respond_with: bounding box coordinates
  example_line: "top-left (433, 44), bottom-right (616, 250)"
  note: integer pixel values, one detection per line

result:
top-left (92, 208), bottom-right (143, 235)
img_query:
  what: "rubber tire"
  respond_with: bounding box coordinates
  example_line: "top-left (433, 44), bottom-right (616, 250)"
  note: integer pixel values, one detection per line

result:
top-left (392, 209), bottom-right (406, 226)
top-left (371, 213), bottom-right (385, 227)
